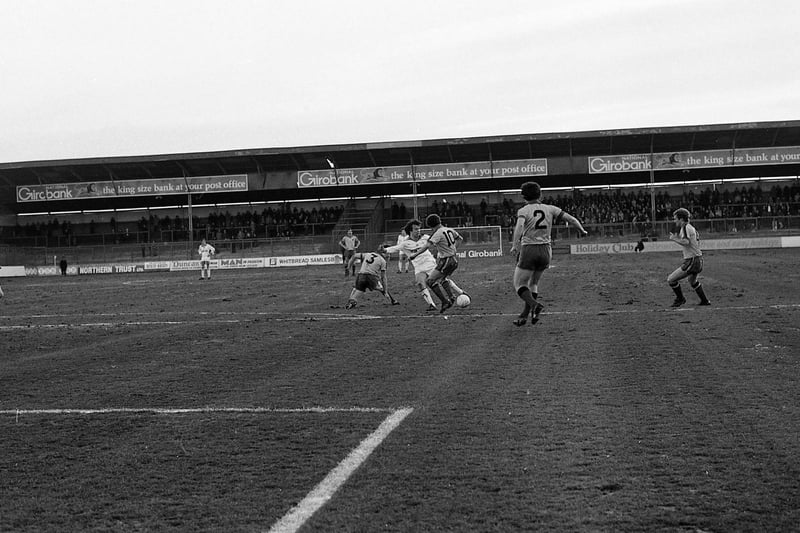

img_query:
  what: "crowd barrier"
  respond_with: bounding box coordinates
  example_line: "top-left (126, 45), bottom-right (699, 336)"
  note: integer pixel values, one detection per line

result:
top-left (3, 236), bottom-right (799, 276)
top-left (571, 236), bottom-right (800, 254)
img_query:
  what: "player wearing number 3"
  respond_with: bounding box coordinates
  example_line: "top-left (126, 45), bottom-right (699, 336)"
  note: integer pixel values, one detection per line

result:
top-left (510, 182), bottom-right (588, 326)
top-left (345, 245), bottom-right (400, 309)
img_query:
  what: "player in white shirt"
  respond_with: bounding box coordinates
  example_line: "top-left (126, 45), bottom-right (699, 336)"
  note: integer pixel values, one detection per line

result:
top-left (197, 238), bottom-right (216, 280)
top-left (667, 207), bottom-right (710, 307)
top-left (384, 219), bottom-right (466, 311)
top-left (395, 229), bottom-right (410, 273)
top-left (408, 214), bottom-right (469, 313)
top-left (511, 182), bottom-right (587, 326)
top-left (345, 245), bottom-right (400, 309)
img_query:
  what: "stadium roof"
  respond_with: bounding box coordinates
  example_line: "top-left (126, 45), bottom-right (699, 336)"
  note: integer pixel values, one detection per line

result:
top-left (3, 120), bottom-right (800, 214)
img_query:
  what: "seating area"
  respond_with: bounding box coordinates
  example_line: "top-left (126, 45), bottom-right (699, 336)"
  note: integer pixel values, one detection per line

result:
top-left (2, 204), bottom-right (345, 247)
top-left (2, 183), bottom-right (799, 250)
top-left (421, 184), bottom-right (800, 236)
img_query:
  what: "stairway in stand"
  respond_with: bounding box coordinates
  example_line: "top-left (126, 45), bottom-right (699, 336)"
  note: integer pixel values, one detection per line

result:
top-left (331, 199), bottom-right (384, 251)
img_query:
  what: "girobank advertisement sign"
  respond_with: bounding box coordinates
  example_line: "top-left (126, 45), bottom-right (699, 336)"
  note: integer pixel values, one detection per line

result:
top-left (588, 146), bottom-right (800, 174)
top-left (16, 175), bottom-right (248, 203)
top-left (297, 159), bottom-right (547, 188)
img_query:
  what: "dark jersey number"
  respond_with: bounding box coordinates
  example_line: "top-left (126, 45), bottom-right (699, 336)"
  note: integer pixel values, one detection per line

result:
top-left (442, 229), bottom-right (458, 246)
top-left (364, 253), bottom-right (377, 264)
top-left (532, 209), bottom-right (547, 229)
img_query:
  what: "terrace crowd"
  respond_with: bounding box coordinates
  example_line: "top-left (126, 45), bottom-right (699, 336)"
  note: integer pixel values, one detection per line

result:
top-left (3, 183), bottom-right (799, 245)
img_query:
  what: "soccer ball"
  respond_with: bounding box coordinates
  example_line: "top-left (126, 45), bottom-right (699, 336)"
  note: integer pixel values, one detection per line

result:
top-left (455, 294), bottom-right (471, 308)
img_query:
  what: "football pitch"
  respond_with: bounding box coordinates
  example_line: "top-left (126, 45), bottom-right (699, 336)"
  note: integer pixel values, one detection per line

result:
top-left (1, 249), bottom-right (799, 531)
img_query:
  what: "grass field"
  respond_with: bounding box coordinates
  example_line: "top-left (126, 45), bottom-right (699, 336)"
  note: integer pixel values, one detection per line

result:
top-left (1, 249), bottom-right (799, 532)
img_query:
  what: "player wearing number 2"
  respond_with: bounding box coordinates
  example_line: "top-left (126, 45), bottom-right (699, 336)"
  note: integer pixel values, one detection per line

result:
top-left (510, 181), bottom-right (588, 326)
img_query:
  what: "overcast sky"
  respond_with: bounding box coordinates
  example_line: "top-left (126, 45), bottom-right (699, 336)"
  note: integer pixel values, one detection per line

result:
top-left (2, 0), bottom-right (799, 164)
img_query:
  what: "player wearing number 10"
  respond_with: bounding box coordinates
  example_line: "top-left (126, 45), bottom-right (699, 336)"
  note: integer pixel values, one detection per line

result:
top-left (409, 214), bottom-right (468, 314)
top-left (510, 181), bottom-right (588, 326)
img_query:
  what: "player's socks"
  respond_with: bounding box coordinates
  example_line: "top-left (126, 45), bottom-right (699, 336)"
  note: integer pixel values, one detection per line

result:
top-left (531, 293), bottom-right (540, 316)
top-left (670, 283), bottom-right (686, 307)
top-left (517, 286), bottom-right (539, 309)
top-left (441, 279), bottom-right (455, 300)
top-left (448, 280), bottom-right (463, 296)
top-left (531, 303), bottom-right (545, 324)
top-left (430, 283), bottom-right (449, 304)
top-left (422, 288), bottom-right (435, 306)
top-left (692, 282), bottom-right (711, 305)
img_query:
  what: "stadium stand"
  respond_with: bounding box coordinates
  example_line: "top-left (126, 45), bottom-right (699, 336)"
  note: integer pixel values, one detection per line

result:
top-left (2, 120), bottom-right (800, 264)
top-left (4, 183), bottom-right (798, 254)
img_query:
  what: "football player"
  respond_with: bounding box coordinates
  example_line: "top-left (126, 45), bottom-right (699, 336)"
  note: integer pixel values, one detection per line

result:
top-left (667, 207), bottom-right (711, 307)
top-left (345, 245), bottom-right (399, 309)
top-left (384, 219), bottom-right (467, 312)
top-left (407, 214), bottom-right (468, 314)
top-left (511, 181), bottom-right (588, 326)
top-left (197, 238), bottom-right (216, 280)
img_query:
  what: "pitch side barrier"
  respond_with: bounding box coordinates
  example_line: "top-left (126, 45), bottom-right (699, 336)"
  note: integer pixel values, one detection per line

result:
top-left (12, 242), bottom-right (506, 276)
top-left (571, 236), bottom-right (800, 255)
top-left (12, 237), bottom-right (797, 275)
top-left (14, 226), bottom-right (506, 276)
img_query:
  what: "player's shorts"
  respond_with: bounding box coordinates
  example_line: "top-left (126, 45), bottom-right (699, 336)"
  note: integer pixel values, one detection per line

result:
top-left (680, 256), bottom-right (703, 274)
top-left (200, 260), bottom-right (211, 267)
top-left (517, 244), bottom-right (552, 271)
top-left (413, 255), bottom-right (437, 276)
top-left (354, 273), bottom-right (381, 292)
top-left (434, 256), bottom-right (459, 277)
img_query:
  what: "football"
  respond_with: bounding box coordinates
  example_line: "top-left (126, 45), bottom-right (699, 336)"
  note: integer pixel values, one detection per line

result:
top-left (455, 294), bottom-right (471, 308)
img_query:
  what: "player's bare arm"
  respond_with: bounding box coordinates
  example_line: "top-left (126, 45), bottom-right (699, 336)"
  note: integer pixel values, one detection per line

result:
top-left (510, 217), bottom-right (525, 254)
top-left (563, 213), bottom-right (589, 235)
top-left (407, 239), bottom-right (432, 261)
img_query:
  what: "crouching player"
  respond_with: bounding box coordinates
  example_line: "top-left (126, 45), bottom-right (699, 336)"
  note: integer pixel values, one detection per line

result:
top-left (345, 245), bottom-right (400, 309)
top-left (384, 219), bottom-right (467, 312)
top-left (667, 207), bottom-right (711, 307)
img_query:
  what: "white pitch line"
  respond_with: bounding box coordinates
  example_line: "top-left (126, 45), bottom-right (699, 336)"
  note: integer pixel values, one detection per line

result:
top-left (0, 320), bottom-right (243, 330)
top-left (0, 303), bottom-right (797, 329)
top-left (267, 407), bottom-right (413, 533)
top-left (0, 406), bottom-right (403, 416)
